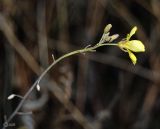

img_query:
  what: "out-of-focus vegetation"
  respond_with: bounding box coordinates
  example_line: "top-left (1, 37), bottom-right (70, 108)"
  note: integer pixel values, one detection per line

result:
top-left (0, 0), bottom-right (160, 129)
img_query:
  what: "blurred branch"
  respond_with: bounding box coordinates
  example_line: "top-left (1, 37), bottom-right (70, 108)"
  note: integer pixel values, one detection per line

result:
top-left (0, 14), bottom-right (41, 75)
top-left (86, 0), bottom-right (108, 39)
top-left (135, 0), bottom-right (156, 18)
top-left (132, 57), bottom-right (160, 129)
top-left (76, 57), bottom-right (88, 112)
top-left (86, 52), bottom-right (159, 82)
top-left (56, 0), bottom-right (70, 51)
top-left (37, 0), bottom-right (49, 68)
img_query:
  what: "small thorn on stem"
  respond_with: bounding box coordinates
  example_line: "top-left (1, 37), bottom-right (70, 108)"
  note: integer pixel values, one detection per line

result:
top-left (85, 44), bottom-right (91, 49)
top-left (52, 54), bottom-right (55, 62)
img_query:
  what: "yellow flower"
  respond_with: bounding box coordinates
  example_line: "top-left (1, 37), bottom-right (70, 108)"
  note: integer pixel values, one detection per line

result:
top-left (118, 26), bottom-right (145, 65)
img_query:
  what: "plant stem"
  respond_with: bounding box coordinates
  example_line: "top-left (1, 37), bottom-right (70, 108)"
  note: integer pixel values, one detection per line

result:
top-left (3, 43), bottom-right (115, 129)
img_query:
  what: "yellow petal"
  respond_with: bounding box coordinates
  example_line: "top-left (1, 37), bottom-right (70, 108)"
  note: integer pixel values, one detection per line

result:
top-left (129, 26), bottom-right (137, 38)
top-left (127, 50), bottom-right (137, 65)
top-left (126, 26), bottom-right (137, 40)
top-left (124, 40), bottom-right (145, 52)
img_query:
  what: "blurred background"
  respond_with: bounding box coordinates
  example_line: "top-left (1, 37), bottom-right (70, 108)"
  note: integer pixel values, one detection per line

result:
top-left (0, 0), bottom-right (160, 129)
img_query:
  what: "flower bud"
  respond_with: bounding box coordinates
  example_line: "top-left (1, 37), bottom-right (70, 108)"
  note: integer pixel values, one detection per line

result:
top-left (8, 94), bottom-right (15, 100)
top-left (104, 24), bottom-right (112, 34)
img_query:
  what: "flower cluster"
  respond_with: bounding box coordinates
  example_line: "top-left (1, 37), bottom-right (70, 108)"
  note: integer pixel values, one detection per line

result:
top-left (117, 26), bottom-right (145, 65)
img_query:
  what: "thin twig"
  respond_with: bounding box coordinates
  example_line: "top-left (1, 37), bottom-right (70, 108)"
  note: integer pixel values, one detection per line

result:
top-left (1, 43), bottom-right (110, 129)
